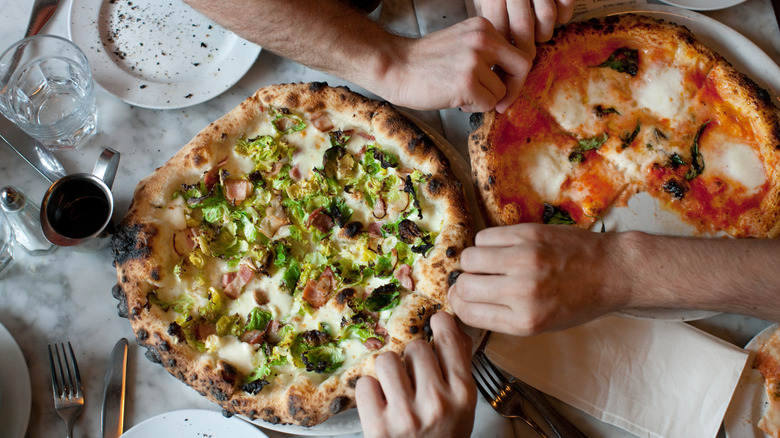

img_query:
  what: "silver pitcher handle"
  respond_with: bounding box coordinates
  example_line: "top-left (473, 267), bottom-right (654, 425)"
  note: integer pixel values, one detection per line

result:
top-left (92, 147), bottom-right (120, 189)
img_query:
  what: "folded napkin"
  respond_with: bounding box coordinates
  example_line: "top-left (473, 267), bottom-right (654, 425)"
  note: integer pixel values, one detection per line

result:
top-left (486, 315), bottom-right (749, 438)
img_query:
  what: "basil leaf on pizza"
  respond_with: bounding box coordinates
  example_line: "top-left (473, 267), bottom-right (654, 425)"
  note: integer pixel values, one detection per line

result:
top-left (112, 83), bottom-right (472, 426)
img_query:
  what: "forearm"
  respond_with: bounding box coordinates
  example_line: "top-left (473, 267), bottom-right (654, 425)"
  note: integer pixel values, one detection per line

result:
top-left (183, 0), bottom-right (402, 94)
top-left (614, 231), bottom-right (780, 320)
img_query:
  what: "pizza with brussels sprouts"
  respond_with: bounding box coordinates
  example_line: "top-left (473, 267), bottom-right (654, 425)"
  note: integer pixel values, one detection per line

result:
top-left (111, 82), bottom-right (472, 426)
top-left (469, 14), bottom-right (780, 237)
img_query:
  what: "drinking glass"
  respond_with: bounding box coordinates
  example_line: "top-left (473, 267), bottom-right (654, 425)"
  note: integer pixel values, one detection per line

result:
top-left (0, 35), bottom-right (97, 150)
top-left (0, 212), bottom-right (14, 277)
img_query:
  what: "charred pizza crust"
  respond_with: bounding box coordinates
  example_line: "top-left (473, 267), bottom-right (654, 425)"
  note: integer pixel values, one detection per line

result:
top-left (469, 14), bottom-right (780, 237)
top-left (112, 82), bottom-right (472, 425)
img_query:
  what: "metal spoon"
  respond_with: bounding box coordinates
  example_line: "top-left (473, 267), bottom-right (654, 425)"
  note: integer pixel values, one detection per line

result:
top-left (1, 0), bottom-right (62, 92)
top-left (25, 0), bottom-right (62, 38)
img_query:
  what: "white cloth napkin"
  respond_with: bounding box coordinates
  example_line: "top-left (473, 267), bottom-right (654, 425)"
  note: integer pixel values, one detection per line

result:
top-left (485, 315), bottom-right (749, 438)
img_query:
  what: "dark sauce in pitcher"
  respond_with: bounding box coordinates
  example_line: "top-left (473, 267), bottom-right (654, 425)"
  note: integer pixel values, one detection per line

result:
top-left (47, 179), bottom-right (110, 239)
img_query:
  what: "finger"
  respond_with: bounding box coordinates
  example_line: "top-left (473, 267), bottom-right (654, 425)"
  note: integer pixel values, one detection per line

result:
top-left (373, 351), bottom-right (415, 406)
top-left (474, 224), bottom-right (536, 247)
top-left (505, 0), bottom-right (535, 53)
top-left (461, 245), bottom-right (533, 275)
top-left (355, 376), bottom-right (387, 431)
top-left (530, 0), bottom-right (558, 41)
top-left (429, 313), bottom-right (473, 387)
top-left (449, 271), bottom-right (526, 304)
top-left (490, 46), bottom-right (533, 113)
top-left (449, 288), bottom-right (532, 334)
top-left (403, 339), bottom-right (443, 394)
top-left (494, 67), bottom-right (528, 113)
top-left (555, 0), bottom-right (576, 23)
top-left (477, 0), bottom-right (511, 40)
top-left (477, 66), bottom-right (508, 104)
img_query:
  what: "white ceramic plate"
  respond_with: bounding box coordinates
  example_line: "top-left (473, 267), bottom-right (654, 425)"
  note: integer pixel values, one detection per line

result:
top-left (68, 0), bottom-right (261, 109)
top-left (656, 0), bottom-right (746, 11)
top-left (578, 4), bottom-right (780, 321)
top-left (724, 323), bottom-right (778, 438)
top-left (248, 409), bottom-right (363, 436)
top-left (0, 322), bottom-right (31, 438)
top-left (123, 409), bottom-right (269, 438)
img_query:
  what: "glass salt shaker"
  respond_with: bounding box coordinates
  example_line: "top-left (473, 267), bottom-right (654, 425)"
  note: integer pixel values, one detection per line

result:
top-left (0, 186), bottom-right (56, 255)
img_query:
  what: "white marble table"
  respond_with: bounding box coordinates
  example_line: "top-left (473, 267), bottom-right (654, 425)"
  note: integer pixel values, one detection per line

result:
top-left (0, 0), bottom-right (778, 437)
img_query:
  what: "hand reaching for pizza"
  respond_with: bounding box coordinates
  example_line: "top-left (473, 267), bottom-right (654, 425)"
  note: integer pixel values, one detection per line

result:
top-left (381, 17), bottom-right (533, 113)
top-left (449, 224), bottom-right (627, 336)
top-left (475, 0), bottom-right (575, 48)
top-left (471, 0), bottom-right (575, 111)
top-left (355, 312), bottom-right (477, 438)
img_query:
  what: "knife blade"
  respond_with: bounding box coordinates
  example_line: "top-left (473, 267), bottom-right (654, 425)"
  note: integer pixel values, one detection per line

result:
top-left (0, 115), bottom-right (66, 183)
top-left (101, 338), bottom-right (129, 438)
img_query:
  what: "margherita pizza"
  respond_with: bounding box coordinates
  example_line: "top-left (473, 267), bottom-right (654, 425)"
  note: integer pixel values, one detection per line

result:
top-left (111, 82), bottom-right (472, 426)
top-left (469, 14), bottom-right (780, 237)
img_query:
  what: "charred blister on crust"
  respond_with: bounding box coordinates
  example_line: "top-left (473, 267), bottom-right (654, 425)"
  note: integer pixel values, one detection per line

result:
top-left (445, 246), bottom-right (457, 258)
top-left (469, 113), bottom-right (484, 130)
top-left (447, 270), bottom-right (462, 286)
top-left (111, 284), bottom-right (129, 318)
top-left (112, 223), bottom-right (154, 265)
top-left (308, 82), bottom-right (328, 93)
top-left (135, 328), bottom-right (148, 341)
top-left (211, 387), bottom-right (229, 402)
top-left (329, 396), bottom-right (351, 414)
top-left (427, 177), bottom-right (443, 195)
top-left (144, 346), bottom-right (162, 364)
top-left (219, 361), bottom-right (238, 384)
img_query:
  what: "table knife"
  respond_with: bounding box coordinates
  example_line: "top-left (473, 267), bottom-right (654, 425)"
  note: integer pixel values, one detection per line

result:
top-left (0, 115), bottom-right (65, 183)
top-left (101, 338), bottom-right (128, 438)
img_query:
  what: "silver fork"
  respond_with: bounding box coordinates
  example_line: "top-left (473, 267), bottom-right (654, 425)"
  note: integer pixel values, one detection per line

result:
top-left (472, 349), bottom-right (549, 438)
top-left (48, 342), bottom-right (85, 438)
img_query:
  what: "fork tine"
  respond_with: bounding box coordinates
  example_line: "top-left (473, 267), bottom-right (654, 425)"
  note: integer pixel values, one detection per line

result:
top-left (56, 344), bottom-right (71, 397)
top-left (47, 344), bottom-right (61, 397)
top-left (66, 342), bottom-right (83, 398)
top-left (471, 363), bottom-right (495, 402)
top-left (476, 351), bottom-right (513, 388)
top-left (473, 352), bottom-right (506, 398)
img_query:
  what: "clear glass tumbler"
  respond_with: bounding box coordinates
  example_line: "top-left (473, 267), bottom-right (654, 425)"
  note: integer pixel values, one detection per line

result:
top-left (0, 35), bottom-right (97, 150)
top-left (0, 212), bottom-right (14, 277)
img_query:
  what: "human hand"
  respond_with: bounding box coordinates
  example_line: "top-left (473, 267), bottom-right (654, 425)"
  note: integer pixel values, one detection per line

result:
top-left (475, 0), bottom-right (575, 47)
top-left (355, 312), bottom-right (477, 438)
top-left (449, 224), bottom-right (629, 336)
top-left (377, 17), bottom-right (533, 113)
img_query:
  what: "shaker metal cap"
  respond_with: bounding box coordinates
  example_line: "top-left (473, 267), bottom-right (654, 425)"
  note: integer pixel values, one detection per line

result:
top-left (0, 186), bottom-right (26, 212)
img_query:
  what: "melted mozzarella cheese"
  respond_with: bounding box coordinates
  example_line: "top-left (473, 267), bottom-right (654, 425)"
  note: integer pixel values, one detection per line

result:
top-left (704, 134), bottom-right (766, 192)
top-left (601, 131), bottom-right (669, 181)
top-left (526, 144), bottom-right (572, 201)
top-left (548, 85), bottom-right (597, 134)
top-left (210, 336), bottom-right (257, 374)
top-left (634, 65), bottom-right (686, 122)
top-left (159, 198), bottom-right (188, 230)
